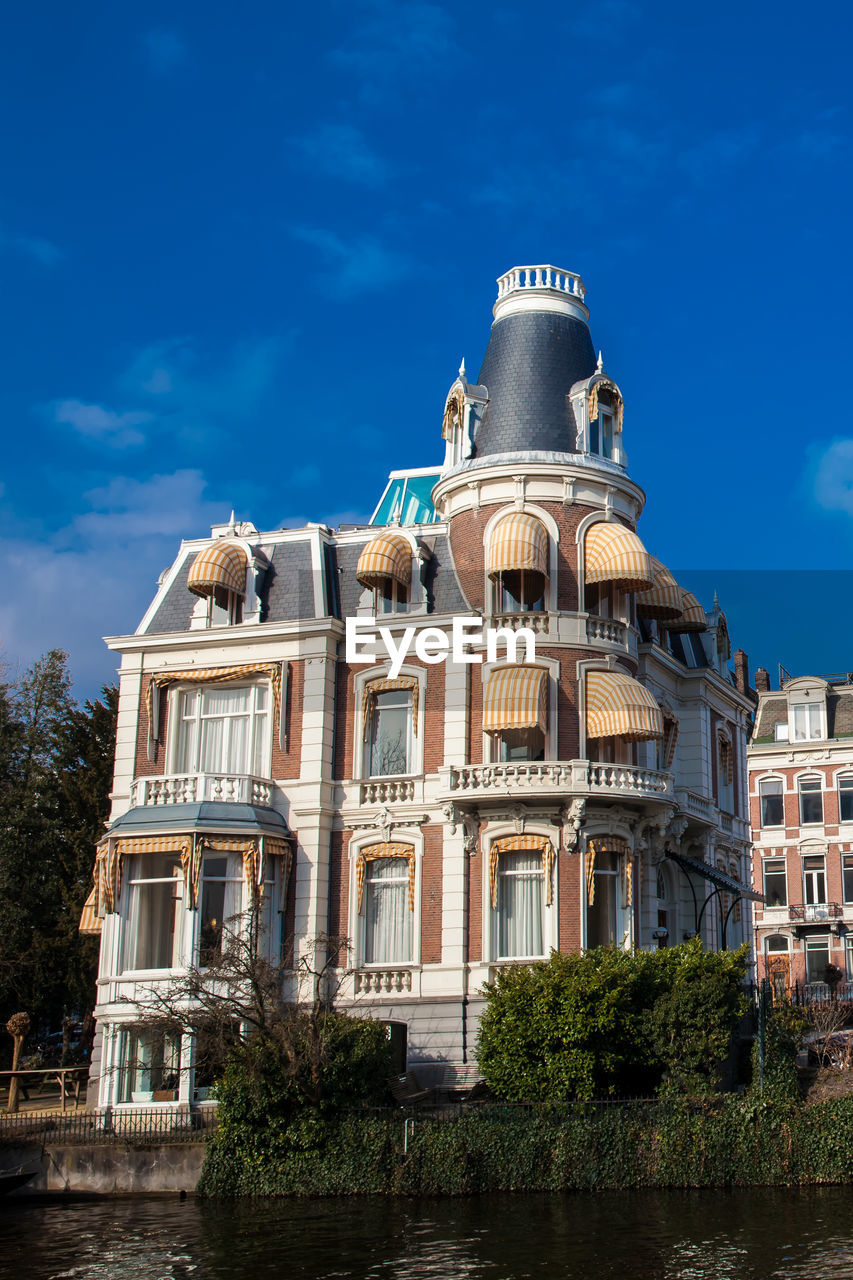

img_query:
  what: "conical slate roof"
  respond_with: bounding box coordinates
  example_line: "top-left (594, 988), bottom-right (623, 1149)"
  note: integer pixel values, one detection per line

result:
top-left (472, 268), bottom-right (597, 458)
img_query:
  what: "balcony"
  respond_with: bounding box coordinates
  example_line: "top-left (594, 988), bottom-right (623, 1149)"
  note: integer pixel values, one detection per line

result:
top-left (438, 759), bottom-right (674, 804)
top-left (585, 616), bottom-right (627, 646)
top-left (130, 773), bottom-right (275, 808)
top-left (789, 903), bottom-right (843, 923)
top-left (359, 778), bottom-right (418, 805)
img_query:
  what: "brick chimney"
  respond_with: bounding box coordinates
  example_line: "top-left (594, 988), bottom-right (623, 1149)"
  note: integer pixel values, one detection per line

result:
top-left (734, 649), bottom-right (749, 694)
top-left (755, 667), bottom-right (771, 693)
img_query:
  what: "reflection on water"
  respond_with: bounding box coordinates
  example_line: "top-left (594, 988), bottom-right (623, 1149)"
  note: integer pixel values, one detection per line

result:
top-left (4, 1188), bottom-right (853, 1280)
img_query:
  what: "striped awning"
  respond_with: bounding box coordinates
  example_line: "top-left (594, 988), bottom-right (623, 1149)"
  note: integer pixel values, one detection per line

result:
top-left (78, 887), bottom-right (102, 936)
top-left (361, 675), bottom-right (419, 738)
top-left (636, 558), bottom-right (683, 621)
top-left (483, 666), bottom-right (548, 733)
top-left (187, 541), bottom-right (248, 599)
top-left (487, 513), bottom-right (548, 580)
top-left (584, 523), bottom-right (654, 591)
top-left (356, 533), bottom-right (412, 587)
top-left (355, 842), bottom-right (416, 912)
top-left (489, 835), bottom-right (556, 909)
top-left (586, 670), bottom-right (663, 742)
top-left (665, 589), bottom-right (706, 633)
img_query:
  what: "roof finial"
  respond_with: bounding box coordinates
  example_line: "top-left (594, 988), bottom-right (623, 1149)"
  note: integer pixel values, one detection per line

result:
top-left (459, 357), bottom-right (466, 379)
top-left (228, 509), bottom-right (237, 534)
top-left (713, 589), bottom-right (720, 609)
top-left (596, 350), bottom-right (604, 373)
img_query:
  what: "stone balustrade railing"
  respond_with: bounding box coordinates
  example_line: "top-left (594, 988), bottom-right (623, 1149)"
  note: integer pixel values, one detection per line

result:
top-left (354, 969), bottom-right (413, 994)
top-left (440, 760), bottom-right (673, 801)
top-left (359, 778), bottom-right (417, 804)
top-left (131, 773), bottom-right (274, 808)
top-left (490, 612), bottom-right (550, 634)
top-left (585, 616), bottom-right (627, 645)
top-left (676, 789), bottom-right (715, 821)
top-left (496, 265), bottom-right (585, 300)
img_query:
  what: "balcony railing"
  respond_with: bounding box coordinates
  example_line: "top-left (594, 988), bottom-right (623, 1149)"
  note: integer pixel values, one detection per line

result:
top-left (789, 903), bottom-right (843, 922)
top-left (359, 778), bottom-right (417, 804)
top-left (354, 968), bottom-right (413, 994)
top-left (439, 760), bottom-right (673, 802)
top-left (130, 773), bottom-right (275, 808)
top-left (490, 612), bottom-right (550, 633)
top-left (585, 616), bottom-right (627, 646)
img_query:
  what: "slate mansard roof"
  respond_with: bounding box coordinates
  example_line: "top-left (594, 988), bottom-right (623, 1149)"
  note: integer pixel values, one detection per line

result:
top-left (138, 526), bottom-right (466, 634)
top-left (473, 311), bottom-right (597, 458)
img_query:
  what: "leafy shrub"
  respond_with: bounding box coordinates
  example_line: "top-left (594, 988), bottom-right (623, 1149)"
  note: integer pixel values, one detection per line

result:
top-left (476, 940), bottom-right (749, 1101)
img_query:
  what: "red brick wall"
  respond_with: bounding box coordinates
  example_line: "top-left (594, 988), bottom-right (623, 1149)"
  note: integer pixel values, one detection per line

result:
top-left (420, 825), bottom-right (443, 963)
top-left (134, 676), bottom-right (168, 776)
top-left (270, 660), bottom-right (304, 779)
top-left (327, 829), bottom-right (350, 940)
top-left (558, 851), bottom-right (583, 953)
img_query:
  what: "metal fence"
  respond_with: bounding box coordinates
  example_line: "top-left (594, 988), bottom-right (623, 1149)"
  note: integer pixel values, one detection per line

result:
top-left (0, 1106), bottom-right (218, 1146)
top-left (748, 979), bottom-right (853, 1008)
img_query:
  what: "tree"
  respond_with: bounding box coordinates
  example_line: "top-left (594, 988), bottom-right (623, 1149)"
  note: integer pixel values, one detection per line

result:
top-left (0, 652), bottom-right (117, 1047)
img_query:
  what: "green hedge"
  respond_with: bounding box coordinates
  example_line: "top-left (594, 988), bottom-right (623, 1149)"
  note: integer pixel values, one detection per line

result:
top-left (198, 1096), bottom-right (853, 1196)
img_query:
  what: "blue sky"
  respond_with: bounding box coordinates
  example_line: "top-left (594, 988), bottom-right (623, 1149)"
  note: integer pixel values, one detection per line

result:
top-left (2, 0), bottom-right (853, 696)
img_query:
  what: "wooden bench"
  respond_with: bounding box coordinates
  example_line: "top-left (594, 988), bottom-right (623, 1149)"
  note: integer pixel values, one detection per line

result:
top-left (388, 1071), bottom-right (432, 1106)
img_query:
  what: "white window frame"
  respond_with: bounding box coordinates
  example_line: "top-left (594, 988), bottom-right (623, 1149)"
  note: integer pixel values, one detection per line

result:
top-left (168, 681), bottom-right (272, 778)
top-left (758, 775), bottom-right (785, 828)
top-left (798, 775), bottom-right (824, 826)
top-left (354, 666), bottom-right (424, 781)
top-left (805, 934), bottom-right (831, 984)
top-left (802, 853), bottom-right (827, 907)
top-left (484, 830), bottom-right (558, 963)
top-left (762, 856), bottom-right (788, 909)
top-left (350, 834), bottom-right (422, 970)
top-left (837, 772), bottom-right (853, 825)
top-left (359, 856), bottom-right (415, 967)
top-left (120, 853), bottom-right (184, 976)
top-left (196, 852), bottom-right (245, 967)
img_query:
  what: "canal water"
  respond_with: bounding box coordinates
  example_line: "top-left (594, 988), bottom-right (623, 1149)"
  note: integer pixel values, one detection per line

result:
top-left (4, 1187), bottom-right (853, 1279)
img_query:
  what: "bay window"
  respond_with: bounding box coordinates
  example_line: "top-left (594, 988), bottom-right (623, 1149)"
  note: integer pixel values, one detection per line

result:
top-left (172, 683), bottom-right (270, 776)
top-left (362, 857), bottom-right (412, 964)
top-left (122, 855), bottom-right (183, 972)
top-left (199, 855), bottom-right (243, 965)
top-left (496, 850), bottom-right (544, 959)
top-left (118, 1027), bottom-right (181, 1104)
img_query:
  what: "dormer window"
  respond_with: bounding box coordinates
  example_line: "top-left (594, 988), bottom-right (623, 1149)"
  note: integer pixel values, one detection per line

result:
top-left (487, 512), bottom-right (549, 614)
top-left (356, 532), bottom-right (412, 615)
top-left (187, 541), bottom-right (247, 628)
top-left (785, 678), bottom-right (827, 743)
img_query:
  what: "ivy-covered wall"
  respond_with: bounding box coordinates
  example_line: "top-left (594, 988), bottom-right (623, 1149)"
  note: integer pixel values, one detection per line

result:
top-left (198, 1096), bottom-right (853, 1197)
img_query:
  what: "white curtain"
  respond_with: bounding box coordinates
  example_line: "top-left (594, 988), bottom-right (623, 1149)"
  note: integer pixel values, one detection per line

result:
top-left (498, 852), bottom-right (543, 958)
top-left (122, 856), bottom-right (180, 971)
top-left (365, 858), bottom-right (412, 963)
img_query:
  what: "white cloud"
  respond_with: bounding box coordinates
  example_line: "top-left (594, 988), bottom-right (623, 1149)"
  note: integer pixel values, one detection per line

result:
top-left (54, 399), bottom-right (154, 448)
top-left (0, 223), bottom-right (62, 266)
top-left (289, 227), bottom-right (412, 297)
top-left (292, 123), bottom-right (390, 186)
top-left (813, 440), bottom-right (853, 516)
top-left (0, 470), bottom-right (232, 698)
top-left (329, 0), bottom-right (456, 82)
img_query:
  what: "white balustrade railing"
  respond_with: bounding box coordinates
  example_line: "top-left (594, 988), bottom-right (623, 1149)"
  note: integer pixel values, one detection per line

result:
top-left (491, 612), bottom-right (550, 634)
top-left (354, 969), bottom-right (413, 995)
top-left (131, 773), bottom-right (274, 807)
top-left (440, 760), bottom-right (673, 799)
top-left (496, 265), bottom-right (585, 300)
top-left (677, 789), bottom-right (715, 820)
top-left (585, 616), bottom-right (627, 645)
top-left (359, 778), bottom-right (416, 804)
top-left (587, 763), bottom-right (673, 796)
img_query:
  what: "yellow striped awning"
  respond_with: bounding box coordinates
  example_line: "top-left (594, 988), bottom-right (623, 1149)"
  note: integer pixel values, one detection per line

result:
top-left (586, 670), bottom-right (663, 742)
top-left (584, 522), bottom-right (654, 591)
top-left (356, 533), bottom-right (412, 587)
top-left (636, 558), bottom-right (683, 622)
top-left (664, 589), bottom-right (706, 633)
top-left (187, 541), bottom-right (248, 599)
top-left (489, 835), bottom-right (556, 909)
top-left (487, 512), bottom-right (548, 579)
top-left (79, 887), bottom-right (102, 936)
top-left (585, 836), bottom-right (633, 906)
top-left (483, 666), bottom-right (548, 733)
top-left (355, 843), bottom-right (416, 912)
top-left (146, 663), bottom-right (283, 757)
